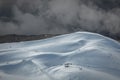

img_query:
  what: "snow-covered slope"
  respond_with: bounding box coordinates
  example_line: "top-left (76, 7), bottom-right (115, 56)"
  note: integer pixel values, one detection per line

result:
top-left (0, 32), bottom-right (120, 80)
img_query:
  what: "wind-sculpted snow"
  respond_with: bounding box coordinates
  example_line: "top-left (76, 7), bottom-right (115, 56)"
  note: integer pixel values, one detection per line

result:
top-left (0, 32), bottom-right (120, 80)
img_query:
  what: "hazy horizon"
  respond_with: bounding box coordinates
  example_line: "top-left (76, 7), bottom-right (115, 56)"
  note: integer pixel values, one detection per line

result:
top-left (0, 0), bottom-right (120, 37)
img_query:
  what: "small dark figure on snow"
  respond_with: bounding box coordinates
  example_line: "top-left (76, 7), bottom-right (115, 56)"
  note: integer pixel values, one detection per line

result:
top-left (64, 63), bottom-right (72, 68)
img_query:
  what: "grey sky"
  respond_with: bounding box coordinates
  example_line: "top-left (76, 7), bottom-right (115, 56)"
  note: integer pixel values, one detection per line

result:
top-left (0, 0), bottom-right (120, 37)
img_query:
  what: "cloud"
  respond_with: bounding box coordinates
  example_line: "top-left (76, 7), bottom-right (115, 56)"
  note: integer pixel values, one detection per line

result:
top-left (0, 0), bottom-right (120, 38)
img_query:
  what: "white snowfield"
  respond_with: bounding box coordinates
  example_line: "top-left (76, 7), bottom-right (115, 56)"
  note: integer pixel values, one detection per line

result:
top-left (0, 32), bottom-right (120, 80)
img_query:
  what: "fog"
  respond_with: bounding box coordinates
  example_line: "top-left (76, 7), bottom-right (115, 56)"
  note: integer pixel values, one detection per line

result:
top-left (0, 0), bottom-right (120, 37)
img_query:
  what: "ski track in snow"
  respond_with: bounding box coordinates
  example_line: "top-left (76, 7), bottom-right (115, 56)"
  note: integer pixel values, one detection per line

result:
top-left (0, 32), bottom-right (120, 80)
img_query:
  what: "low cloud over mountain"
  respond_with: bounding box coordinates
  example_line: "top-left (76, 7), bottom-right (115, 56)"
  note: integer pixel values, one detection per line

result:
top-left (0, 0), bottom-right (120, 39)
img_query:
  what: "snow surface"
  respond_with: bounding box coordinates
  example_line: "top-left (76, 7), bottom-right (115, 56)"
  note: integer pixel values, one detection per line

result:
top-left (0, 32), bottom-right (120, 80)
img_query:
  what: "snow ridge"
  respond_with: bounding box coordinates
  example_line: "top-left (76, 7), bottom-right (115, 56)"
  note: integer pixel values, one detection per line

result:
top-left (0, 32), bottom-right (120, 80)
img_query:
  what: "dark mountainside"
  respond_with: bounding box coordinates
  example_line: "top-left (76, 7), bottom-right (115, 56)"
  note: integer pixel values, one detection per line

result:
top-left (0, 33), bottom-right (119, 43)
top-left (0, 34), bottom-right (59, 43)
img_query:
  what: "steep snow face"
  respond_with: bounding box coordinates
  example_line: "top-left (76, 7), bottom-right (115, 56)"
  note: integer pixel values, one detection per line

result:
top-left (0, 32), bottom-right (120, 80)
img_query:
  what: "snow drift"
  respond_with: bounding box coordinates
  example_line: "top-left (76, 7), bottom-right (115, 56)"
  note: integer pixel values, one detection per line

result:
top-left (0, 32), bottom-right (120, 80)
